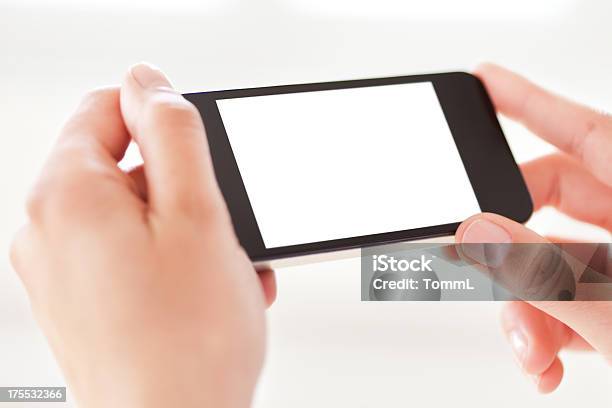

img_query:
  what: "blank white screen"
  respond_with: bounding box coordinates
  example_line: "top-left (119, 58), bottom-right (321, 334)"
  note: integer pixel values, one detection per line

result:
top-left (217, 82), bottom-right (480, 249)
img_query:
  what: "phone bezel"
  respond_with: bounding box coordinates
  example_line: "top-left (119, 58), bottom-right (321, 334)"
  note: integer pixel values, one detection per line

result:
top-left (184, 72), bottom-right (533, 262)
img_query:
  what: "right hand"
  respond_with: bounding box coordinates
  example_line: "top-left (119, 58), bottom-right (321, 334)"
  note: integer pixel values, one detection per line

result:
top-left (456, 63), bottom-right (612, 393)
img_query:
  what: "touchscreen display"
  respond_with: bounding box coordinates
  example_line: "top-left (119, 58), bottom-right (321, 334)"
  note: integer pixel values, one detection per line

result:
top-left (216, 82), bottom-right (481, 249)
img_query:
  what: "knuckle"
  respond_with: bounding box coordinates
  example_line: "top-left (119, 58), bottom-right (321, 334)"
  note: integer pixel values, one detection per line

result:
top-left (25, 168), bottom-right (71, 223)
top-left (63, 86), bottom-right (120, 134)
top-left (25, 184), bottom-right (47, 222)
top-left (53, 176), bottom-right (105, 215)
top-left (9, 233), bottom-right (23, 271)
top-left (80, 86), bottom-right (120, 108)
top-left (26, 148), bottom-right (126, 225)
top-left (26, 170), bottom-right (100, 224)
top-left (31, 184), bottom-right (75, 221)
top-left (9, 226), bottom-right (32, 277)
top-left (143, 93), bottom-right (201, 129)
top-left (572, 113), bottom-right (610, 161)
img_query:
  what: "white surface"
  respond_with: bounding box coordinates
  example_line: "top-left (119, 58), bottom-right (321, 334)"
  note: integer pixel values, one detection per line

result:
top-left (219, 82), bottom-right (479, 248)
top-left (0, 0), bottom-right (611, 407)
top-left (290, 0), bottom-right (576, 21)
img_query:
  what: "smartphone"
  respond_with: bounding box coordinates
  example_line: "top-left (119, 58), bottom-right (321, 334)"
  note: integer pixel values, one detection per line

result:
top-left (184, 72), bottom-right (532, 268)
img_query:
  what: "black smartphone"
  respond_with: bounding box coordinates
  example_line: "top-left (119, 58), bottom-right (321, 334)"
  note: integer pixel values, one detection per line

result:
top-left (184, 72), bottom-right (532, 267)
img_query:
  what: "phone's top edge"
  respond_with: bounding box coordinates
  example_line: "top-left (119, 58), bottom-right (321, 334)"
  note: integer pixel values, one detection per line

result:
top-left (182, 71), bottom-right (473, 97)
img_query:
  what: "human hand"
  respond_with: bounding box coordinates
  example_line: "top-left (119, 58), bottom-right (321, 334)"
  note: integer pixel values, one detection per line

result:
top-left (455, 64), bottom-right (612, 393)
top-left (10, 63), bottom-right (276, 408)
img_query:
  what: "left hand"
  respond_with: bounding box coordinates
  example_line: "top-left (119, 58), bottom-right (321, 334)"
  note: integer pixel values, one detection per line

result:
top-left (10, 63), bottom-right (276, 408)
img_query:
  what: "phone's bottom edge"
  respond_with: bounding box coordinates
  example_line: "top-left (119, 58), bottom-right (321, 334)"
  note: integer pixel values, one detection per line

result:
top-left (253, 235), bottom-right (454, 271)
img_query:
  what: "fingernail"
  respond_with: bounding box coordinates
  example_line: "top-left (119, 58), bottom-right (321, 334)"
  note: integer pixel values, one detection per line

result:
top-left (130, 62), bottom-right (172, 89)
top-left (530, 374), bottom-right (541, 388)
top-left (460, 219), bottom-right (512, 266)
top-left (509, 329), bottom-right (528, 366)
top-left (462, 218), bottom-right (511, 243)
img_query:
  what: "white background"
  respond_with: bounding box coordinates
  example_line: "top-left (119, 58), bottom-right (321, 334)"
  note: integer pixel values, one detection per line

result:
top-left (218, 82), bottom-right (480, 248)
top-left (0, 0), bottom-right (611, 407)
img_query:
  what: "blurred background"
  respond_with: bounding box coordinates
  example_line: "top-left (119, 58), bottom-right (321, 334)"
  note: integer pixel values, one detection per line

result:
top-left (1, 0), bottom-right (611, 406)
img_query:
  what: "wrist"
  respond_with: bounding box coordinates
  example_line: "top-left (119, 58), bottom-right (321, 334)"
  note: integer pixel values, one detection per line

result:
top-left (66, 348), bottom-right (258, 408)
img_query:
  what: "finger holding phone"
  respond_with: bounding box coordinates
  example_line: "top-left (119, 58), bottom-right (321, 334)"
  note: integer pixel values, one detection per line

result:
top-left (10, 64), bottom-right (276, 408)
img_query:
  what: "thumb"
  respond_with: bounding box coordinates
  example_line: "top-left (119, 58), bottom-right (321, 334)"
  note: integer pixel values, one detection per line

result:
top-left (120, 62), bottom-right (227, 220)
top-left (457, 213), bottom-right (577, 302)
top-left (456, 213), bottom-right (612, 362)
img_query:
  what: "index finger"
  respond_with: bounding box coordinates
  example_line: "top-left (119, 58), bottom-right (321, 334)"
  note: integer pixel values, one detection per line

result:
top-left (475, 63), bottom-right (612, 187)
top-left (58, 86), bottom-right (131, 161)
top-left (28, 87), bottom-right (135, 224)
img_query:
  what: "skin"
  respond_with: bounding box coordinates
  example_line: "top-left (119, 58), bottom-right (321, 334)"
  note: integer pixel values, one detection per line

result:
top-left (456, 63), bottom-right (612, 393)
top-left (10, 63), bottom-right (276, 408)
top-left (8, 62), bottom-right (610, 405)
